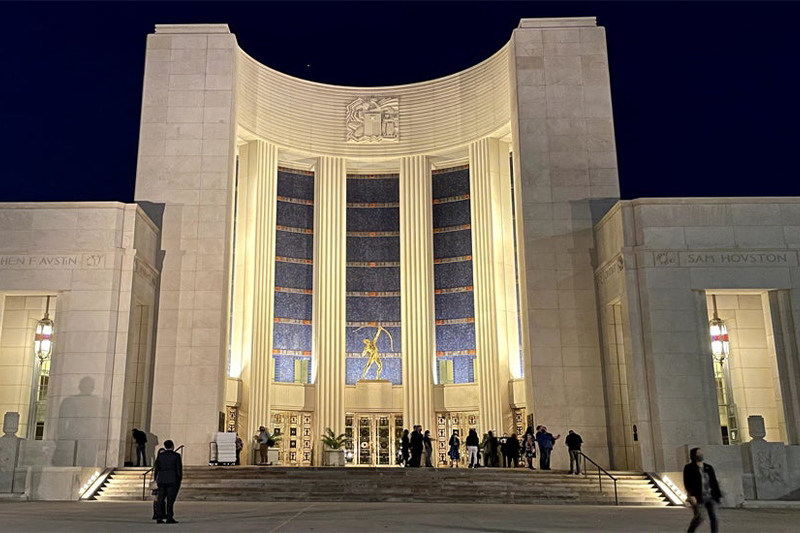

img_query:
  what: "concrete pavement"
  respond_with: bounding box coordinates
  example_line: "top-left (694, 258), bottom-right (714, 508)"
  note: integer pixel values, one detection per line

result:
top-left (2, 501), bottom-right (799, 532)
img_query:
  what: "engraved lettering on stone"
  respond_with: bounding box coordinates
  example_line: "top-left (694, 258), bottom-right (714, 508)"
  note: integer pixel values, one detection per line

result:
top-left (81, 254), bottom-right (106, 268)
top-left (345, 97), bottom-right (399, 143)
top-left (678, 251), bottom-right (797, 267)
top-left (0, 255), bottom-right (79, 269)
top-left (596, 254), bottom-right (624, 287)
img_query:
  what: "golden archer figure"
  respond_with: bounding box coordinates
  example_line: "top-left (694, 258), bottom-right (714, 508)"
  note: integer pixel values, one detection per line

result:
top-left (355, 325), bottom-right (393, 380)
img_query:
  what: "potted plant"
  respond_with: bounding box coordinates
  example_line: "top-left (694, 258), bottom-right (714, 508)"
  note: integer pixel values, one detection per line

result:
top-left (320, 428), bottom-right (347, 466)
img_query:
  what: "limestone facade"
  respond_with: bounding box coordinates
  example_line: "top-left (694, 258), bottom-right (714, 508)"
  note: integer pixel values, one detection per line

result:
top-left (4, 17), bottom-right (800, 501)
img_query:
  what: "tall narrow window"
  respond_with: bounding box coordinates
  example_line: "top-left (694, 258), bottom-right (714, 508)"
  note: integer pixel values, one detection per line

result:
top-left (29, 295), bottom-right (54, 440)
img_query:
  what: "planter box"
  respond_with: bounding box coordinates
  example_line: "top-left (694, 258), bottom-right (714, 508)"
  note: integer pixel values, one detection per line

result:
top-left (323, 449), bottom-right (345, 467)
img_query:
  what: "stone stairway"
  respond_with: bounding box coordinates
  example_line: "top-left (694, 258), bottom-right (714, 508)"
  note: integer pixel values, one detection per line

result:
top-left (90, 466), bottom-right (670, 506)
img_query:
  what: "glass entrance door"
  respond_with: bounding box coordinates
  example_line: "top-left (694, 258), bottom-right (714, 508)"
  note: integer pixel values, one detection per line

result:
top-left (346, 413), bottom-right (401, 466)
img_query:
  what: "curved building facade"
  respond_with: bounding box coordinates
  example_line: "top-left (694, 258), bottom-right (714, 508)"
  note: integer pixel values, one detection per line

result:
top-left (132, 17), bottom-right (617, 467)
top-left (10, 18), bottom-right (800, 502)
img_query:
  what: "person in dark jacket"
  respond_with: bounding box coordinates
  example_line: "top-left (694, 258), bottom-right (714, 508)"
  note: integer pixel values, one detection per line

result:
top-left (485, 431), bottom-right (499, 467)
top-left (423, 430), bottom-right (434, 467)
top-left (410, 425), bottom-right (424, 467)
top-left (535, 425), bottom-right (560, 470)
top-left (448, 430), bottom-right (461, 467)
top-left (565, 430), bottom-right (583, 474)
top-left (504, 433), bottom-right (521, 468)
top-left (466, 429), bottom-right (480, 468)
top-left (132, 428), bottom-right (148, 467)
top-left (153, 439), bottom-right (182, 524)
top-left (683, 447), bottom-right (722, 533)
top-left (401, 429), bottom-right (410, 466)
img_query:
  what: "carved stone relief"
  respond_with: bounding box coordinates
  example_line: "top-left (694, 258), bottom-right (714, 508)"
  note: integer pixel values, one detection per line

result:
top-left (346, 97), bottom-right (399, 143)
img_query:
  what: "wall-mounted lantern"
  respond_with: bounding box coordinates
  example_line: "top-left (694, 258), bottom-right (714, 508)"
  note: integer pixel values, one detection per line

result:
top-left (34, 296), bottom-right (54, 361)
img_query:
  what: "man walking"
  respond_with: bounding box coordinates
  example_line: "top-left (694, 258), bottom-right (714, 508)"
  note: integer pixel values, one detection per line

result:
top-left (565, 430), bottom-right (583, 474)
top-left (132, 428), bottom-right (147, 467)
top-left (535, 425), bottom-right (560, 470)
top-left (683, 447), bottom-right (722, 533)
top-left (153, 440), bottom-right (182, 524)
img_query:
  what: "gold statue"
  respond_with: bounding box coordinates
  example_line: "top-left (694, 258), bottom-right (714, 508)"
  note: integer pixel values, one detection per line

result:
top-left (355, 325), bottom-right (393, 380)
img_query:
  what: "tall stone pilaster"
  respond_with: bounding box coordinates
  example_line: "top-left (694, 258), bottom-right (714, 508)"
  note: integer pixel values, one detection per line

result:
top-left (400, 155), bottom-right (436, 431)
top-left (470, 138), bottom-right (505, 434)
top-left (134, 24), bottom-right (237, 464)
top-left (244, 140), bottom-right (279, 445)
top-left (510, 17), bottom-right (618, 466)
top-left (313, 156), bottom-right (347, 459)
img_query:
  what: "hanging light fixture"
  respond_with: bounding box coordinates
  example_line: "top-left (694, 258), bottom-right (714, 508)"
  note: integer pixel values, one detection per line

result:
top-left (709, 295), bottom-right (729, 361)
top-left (34, 296), bottom-right (54, 361)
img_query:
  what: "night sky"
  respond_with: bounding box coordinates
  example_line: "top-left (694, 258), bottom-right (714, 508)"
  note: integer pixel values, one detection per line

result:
top-left (1, 1), bottom-right (799, 203)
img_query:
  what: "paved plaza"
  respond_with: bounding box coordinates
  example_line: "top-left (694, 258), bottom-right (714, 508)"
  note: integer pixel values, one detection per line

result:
top-left (1, 501), bottom-right (799, 532)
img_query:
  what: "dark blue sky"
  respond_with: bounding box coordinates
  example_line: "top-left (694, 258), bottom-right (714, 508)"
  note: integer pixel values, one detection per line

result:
top-left (1, 1), bottom-right (799, 202)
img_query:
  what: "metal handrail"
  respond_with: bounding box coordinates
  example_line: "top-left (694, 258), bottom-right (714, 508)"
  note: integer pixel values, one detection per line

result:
top-left (578, 451), bottom-right (618, 505)
top-left (141, 445), bottom-right (184, 500)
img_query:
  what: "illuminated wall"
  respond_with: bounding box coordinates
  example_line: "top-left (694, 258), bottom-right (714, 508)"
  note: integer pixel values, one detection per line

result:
top-left (345, 174), bottom-right (402, 385)
top-left (272, 167), bottom-right (314, 383)
top-left (432, 165), bottom-right (476, 384)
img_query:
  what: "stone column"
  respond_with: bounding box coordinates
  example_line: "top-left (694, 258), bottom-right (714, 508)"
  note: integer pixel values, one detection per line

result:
top-left (134, 24), bottom-right (237, 464)
top-left (313, 156), bottom-right (347, 459)
top-left (469, 138), bottom-right (505, 434)
top-left (509, 17), bottom-right (618, 466)
top-left (244, 140), bottom-right (279, 445)
top-left (399, 155), bottom-right (436, 431)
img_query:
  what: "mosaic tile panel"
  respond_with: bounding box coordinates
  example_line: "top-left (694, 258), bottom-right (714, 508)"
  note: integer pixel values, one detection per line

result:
top-left (433, 200), bottom-right (471, 228)
top-left (274, 292), bottom-right (313, 320)
top-left (432, 167), bottom-right (470, 199)
top-left (272, 323), bottom-right (313, 352)
top-left (346, 267), bottom-right (401, 292)
top-left (432, 167), bottom-right (476, 383)
top-left (277, 169), bottom-right (314, 200)
top-left (346, 175), bottom-right (402, 385)
top-left (274, 262), bottom-right (313, 289)
top-left (275, 232), bottom-right (313, 261)
top-left (347, 208), bottom-right (400, 233)
top-left (434, 292), bottom-right (475, 320)
top-left (433, 230), bottom-right (472, 259)
top-left (273, 168), bottom-right (314, 384)
top-left (433, 261), bottom-right (473, 290)
top-left (346, 176), bottom-right (400, 203)
top-left (346, 236), bottom-right (400, 263)
top-left (276, 202), bottom-right (314, 229)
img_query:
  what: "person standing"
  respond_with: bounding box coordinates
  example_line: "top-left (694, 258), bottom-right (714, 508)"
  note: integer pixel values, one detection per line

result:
top-left (499, 433), bottom-right (509, 468)
top-left (484, 431), bottom-right (499, 467)
top-left (535, 425), bottom-right (560, 470)
top-left (235, 434), bottom-right (243, 466)
top-left (153, 439), bottom-right (182, 524)
top-left (522, 427), bottom-right (536, 470)
top-left (410, 425), bottom-right (424, 467)
top-left (448, 430), bottom-right (461, 467)
top-left (466, 429), bottom-right (480, 468)
top-left (565, 430), bottom-right (583, 475)
top-left (401, 429), bottom-right (410, 466)
top-left (505, 433), bottom-right (521, 468)
top-left (423, 430), bottom-right (434, 467)
top-left (132, 428), bottom-right (148, 467)
top-left (683, 447), bottom-right (722, 533)
top-left (257, 426), bottom-right (274, 465)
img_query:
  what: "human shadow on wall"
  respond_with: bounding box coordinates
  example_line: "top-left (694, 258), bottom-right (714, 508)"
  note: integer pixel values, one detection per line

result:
top-left (145, 431), bottom-right (161, 467)
top-left (55, 376), bottom-right (103, 466)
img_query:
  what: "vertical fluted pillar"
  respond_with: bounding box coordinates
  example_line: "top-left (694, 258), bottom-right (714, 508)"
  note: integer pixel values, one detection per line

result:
top-left (400, 155), bottom-right (436, 431)
top-left (247, 140), bottom-right (279, 444)
top-left (470, 138), bottom-right (505, 434)
top-left (313, 156), bottom-right (347, 460)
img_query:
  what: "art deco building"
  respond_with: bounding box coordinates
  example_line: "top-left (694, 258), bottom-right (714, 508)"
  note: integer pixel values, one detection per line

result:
top-left (3, 18), bottom-right (800, 500)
